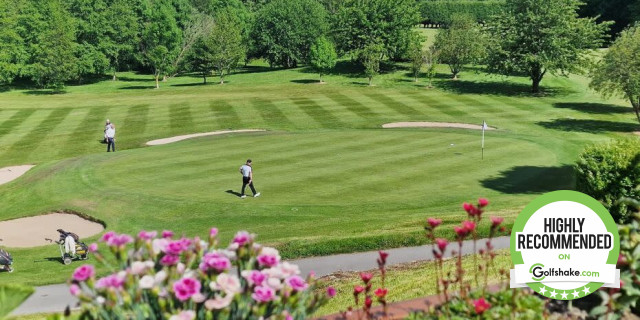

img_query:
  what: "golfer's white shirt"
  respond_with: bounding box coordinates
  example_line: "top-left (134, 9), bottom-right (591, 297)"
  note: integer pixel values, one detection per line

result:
top-left (241, 165), bottom-right (252, 177)
top-left (106, 127), bottom-right (115, 138)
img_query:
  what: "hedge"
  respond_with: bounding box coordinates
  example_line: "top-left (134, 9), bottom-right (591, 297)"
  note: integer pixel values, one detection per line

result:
top-left (418, 0), bottom-right (505, 27)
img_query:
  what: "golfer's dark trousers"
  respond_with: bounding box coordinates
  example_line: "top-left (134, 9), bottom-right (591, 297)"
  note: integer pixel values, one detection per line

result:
top-left (107, 138), bottom-right (116, 152)
top-left (241, 176), bottom-right (257, 195)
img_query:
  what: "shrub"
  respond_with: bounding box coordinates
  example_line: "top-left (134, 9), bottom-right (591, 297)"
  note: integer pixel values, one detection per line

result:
top-left (575, 139), bottom-right (640, 223)
top-left (69, 228), bottom-right (333, 319)
top-left (418, 0), bottom-right (505, 26)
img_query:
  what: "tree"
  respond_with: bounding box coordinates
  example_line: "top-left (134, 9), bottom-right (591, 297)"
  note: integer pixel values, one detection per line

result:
top-left (331, 0), bottom-right (419, 60)
top-left (361, 42), bottom-right (384, 86)
top-left (209, 8), bottom-right (246, 84)
top-left (407, 33), bottom-right (424, 82)
top-left (68, 0), bottom-right (110, 82)
top-left (253, 0), bottom-right (328, 68)
top-left (169, 12), bottom-right (215, 77)
top-left (25, 0), bottom-right (78, 89)
top-left (486, 0), bottom-right (610, 93)
top-left (102, 0), bottom-right (142, 81)
top-left (0, 0), bottom-right (25, 85)
top-left (139, 0), bottom-right (182, 88)
top-left (591, 25), bottom-right (640, 124)
top-left (309, 36), bottom-right (337, 83)
top-left (424, 46), bottom-right (439, 88)
top-left (434, 14), bottom-right (485, 80)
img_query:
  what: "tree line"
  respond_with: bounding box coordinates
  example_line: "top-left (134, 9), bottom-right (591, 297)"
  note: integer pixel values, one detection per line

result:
top-left (0, 0), bottom-right (419, 89)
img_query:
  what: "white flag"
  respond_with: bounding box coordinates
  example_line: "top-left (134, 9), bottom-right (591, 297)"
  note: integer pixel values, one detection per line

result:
top-left (482, 121), bottom-right (488, 130)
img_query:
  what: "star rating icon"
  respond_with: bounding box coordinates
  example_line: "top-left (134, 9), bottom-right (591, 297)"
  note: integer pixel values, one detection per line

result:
top-left (582, 286), bottom-right (591, 295)
top-left (549, 290), bottom-right (557, 298)
top-left (572, 290), bottom-right (580, 298)
top-left (561, 291), bottom-right (569, 299)
top-left (538, 286), bottom-right (547, 295)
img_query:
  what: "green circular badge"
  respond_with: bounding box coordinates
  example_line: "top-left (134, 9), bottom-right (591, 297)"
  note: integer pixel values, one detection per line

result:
top-left (510, 191), bottom-right (619, 300)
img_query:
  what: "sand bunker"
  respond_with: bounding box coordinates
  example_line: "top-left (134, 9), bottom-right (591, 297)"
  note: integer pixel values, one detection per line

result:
top-left (382, 122), bottom-right (496, 130)
top-left (146, 129), bottom-right (266, 146)
top-left (0, 213), bottom-right (104, 248)
top-left (0, 165), bottom-right (35, 186)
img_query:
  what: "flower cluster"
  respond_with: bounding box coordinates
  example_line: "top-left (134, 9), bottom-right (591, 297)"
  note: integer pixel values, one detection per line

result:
top-left (346, 251), bottom-right (389, 319)
top-left (69, 228), bottom-right (334, 319)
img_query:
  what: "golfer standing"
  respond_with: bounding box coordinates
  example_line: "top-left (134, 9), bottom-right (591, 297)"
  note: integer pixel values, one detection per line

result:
top-left (240, 159), bottom-right (260, 198)
top-left (106, 124), bottom-right (116, 152)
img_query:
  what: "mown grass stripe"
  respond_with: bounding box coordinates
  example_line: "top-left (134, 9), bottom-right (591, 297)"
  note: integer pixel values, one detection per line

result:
top-left (8, 108), bottom-right (73, 161)
top-left (363, 92), bottom-right (423, 117)
top-left (57, 107), bottom-right (109, 158)
top-left (211, 101), bottom-right (242, 129)
top-left (0, 109), bottom-right (37, 138)
top-left (291, 98), bottom-right (346, 128)
top-left (324, 93), bottom-right (380, 120)
top-left (252, 98), bottom-right (295, 128)
top-left (169, 103), bottom-right (195, 134)
top-left (403, 91), bottom-right (465, 118)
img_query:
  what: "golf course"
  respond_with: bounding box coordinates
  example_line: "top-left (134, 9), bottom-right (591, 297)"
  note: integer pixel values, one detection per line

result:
top-left (0, 48), bottom-right (635, 287)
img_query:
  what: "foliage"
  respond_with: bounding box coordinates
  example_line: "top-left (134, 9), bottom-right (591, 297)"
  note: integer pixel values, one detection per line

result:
top-left (70, 228), bottom-right (333, 319)
top-left (360, 42), bottom-right (385, 86)
top-left (485, 0), bottom-right (610, 93)
top-left (309, 36), bottom-right (337, 83)
top-left (101, 0), bottom-right (142, 80)
top-left (139, 0), bottom-right (183, 88)
top-left (0, 284), bottom-right (34, 318)
top-left (253, 0), bottom-right (328, 68)
top-left (417, 0), bottom-right (505, 26)
top-left (331, 0), bottom-right (420, 60)
top-left (0, 0), bottom-right (26, 85)
top-left (591, 24), bottom-right (640, 124)
top-left (434, 14), bottom-right (486, 79)
top-left (579, 0), bottom-right (640, 40)
top-left (407, 32), bottom-right (425, 82)
top-left (209, 8), bottom-right (246, 84)
top-left (575, 139), bottom-right (640, 224)
top-left (22, 0), bottom-right (79, 89)
top-left (423, 46), bottom-right (439, 88)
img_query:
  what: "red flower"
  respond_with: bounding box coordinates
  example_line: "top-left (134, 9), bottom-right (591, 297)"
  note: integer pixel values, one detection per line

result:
top-left (435, 238), bottom-right (448, 252)
top-left (354, 285), bottom-right (364, 295)
top-left (378, 251), bottom-right (389, 264)
top-left (427, 218), bottom-right (442, 228)
top-left (499, 226), bottom-right (507, 233)
top-left (478, 198), bottom-right (489, 207)
top-left (374, 288), bottom-right (388, 298)
top-left (454, 226), bottom-right (468, 238)
top-left (360, 272), bottom-right (373, 284)
top-left (473, 297), bottom-right (491, 314)
top-left (463, 203), bottom-right (474, 214)
top-left (364, 296), bottom-right (373, 308)
top-left (462, 220), bottom-right (476, 233)
top-left (618, 254), bottom-right (627, 266)
top-left (490, 216), bottom-right (504, 227)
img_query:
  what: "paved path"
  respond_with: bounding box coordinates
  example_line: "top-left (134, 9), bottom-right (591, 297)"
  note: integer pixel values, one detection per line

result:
top-left (11, 236), bottom-right (509, 316)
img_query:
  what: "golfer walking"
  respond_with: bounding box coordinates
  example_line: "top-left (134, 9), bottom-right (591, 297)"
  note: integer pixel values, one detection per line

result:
top-left (240, 159), bottom-right (260, 198)
top-left (106, 124), bottom-right (116, 152)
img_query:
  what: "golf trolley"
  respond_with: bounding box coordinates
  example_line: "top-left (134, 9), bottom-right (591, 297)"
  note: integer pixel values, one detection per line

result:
top-left (0, 239), bottom-right (13, 273)
top-left (45, 229), bottom-right (88, 265)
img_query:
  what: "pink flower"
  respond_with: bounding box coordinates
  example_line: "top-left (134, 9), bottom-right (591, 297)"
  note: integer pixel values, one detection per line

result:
top-left (257, 247), bottom-right (280, 267)
top-left (170, 310), bottom-right (195, 320)
top-left (360, 272), bottom-right (373, 284)
top-left (162, 230), bottom-right (174, 238)
top-left (212, 274), bottom-right (241, 294)
top-left (365, 296), bottom-right (372, 308)
top-left (462, 220), bottom-right (476, 233)
top-left (427, 218), bottom-right (442, 228)
top-left (107, 234), bottom-right (133, 247)
top-left (205, 294), bottom-right (234, 310)
top-left (161, 254), bottom-right (180, 266)
top-left (233, 231), bottom-right (252, 246)
top-left (378, 251), bottom-right (389, 264)
top-left (173, 277), bottom-right (201, 302)
top-left (252, 285), bottom-right (276, 303)
top-left (96, 273), bottom-right (125, 290)
top-left (138, 230), bottom-right (157, 241)
top-left (354, 285), bottom-right (364, 295)
top-left (473, 297), bottom-right (491, 314)
top-left (242, 270), bottom-right (267, 286)
top-left (454, 226), bottom-right (468, 238)
top-left (100, 231), bottom-right (116, 242)
top-left (463, 203), bottom-right (481, 217)
top-left (478, 198), bottom-right (489, 207)
top-left (435, 238), bottom-right (448, 252)
top-left (327, 286), bottom-right (337, 297)
top-left (199, 253), bottom-right (231, 272)
top-left (285, 275), bottom-right (308, 291)
top-left (374, 288), bottom-right (388, 298)
top-left (164, 240), bottom-right (187, 255)
top-left (210, 228), bottom-right (218, 237)
top-left (490, 216), bottom-right (504, 227)
top-left (73, 265), bottom-right (95, 282)
top-left (69, 284), bottom-right (81, 296)
top-left (88, 243), bottom-right (98, 253)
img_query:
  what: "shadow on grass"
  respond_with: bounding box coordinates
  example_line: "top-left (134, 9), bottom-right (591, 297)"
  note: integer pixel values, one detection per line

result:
top-left (235, 65), bottom-right (280, 75)
top-left (226, 189), bottom-right (242, 198)
top-left (116, 76), bottom-right (156, 82)
top-left (553, 102), bottom-right (630, 115)
top-left (434, 78), bottom-right (574, 97)
top-left (22, 89), bottom-right (67, 95)
top-left (171, 82), bottom-right (217, 87)
top-left (119, 85), bottom-right (157, 90)
top-left (290, 79), bottom-right (320, 84)
top-left (481, 165), bottom-right (574, 194)
top-left (537, 119), bottom-right (639, 133)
